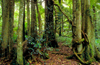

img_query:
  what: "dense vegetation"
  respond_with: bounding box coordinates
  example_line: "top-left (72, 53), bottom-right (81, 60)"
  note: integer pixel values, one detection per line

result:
top-left (0, 0), bottom-right (100, 65)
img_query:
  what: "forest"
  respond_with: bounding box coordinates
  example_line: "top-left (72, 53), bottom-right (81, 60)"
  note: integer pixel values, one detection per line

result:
top-left (0, 0), bottom-right (100, 65)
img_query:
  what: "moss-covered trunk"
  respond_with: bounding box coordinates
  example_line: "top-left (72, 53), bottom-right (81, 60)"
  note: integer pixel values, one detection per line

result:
top-left (36, 0), bottom-right (42, 36)
top-left (8, 0), bottom-right (14, 53)
top-left (2, 0), bottom-right (9, 57)
top-left (23, 0), bottom-right (25, 41)
top-left (74, 0), bottom-right (96, 64)
top-left (72, 0), bottom-right (83, 53)
top-left (27, 0), bottom-right (31, 36)
top-left (43, 0), bottom-right (58, 48)
top-left (17, 0), bottom-right (24, 64)
top-left (85, 0), bottom-right (95, 59)
top-left (31, 0), bottom-right (37, 43)
top-left (93, 6), bottom-right (98, 39)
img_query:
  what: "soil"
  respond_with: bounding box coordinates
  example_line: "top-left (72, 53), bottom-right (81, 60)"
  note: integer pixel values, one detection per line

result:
top-left (0, 42), bottom-right (100, 65)
top-left (33, 42), bottom-right (100, 65)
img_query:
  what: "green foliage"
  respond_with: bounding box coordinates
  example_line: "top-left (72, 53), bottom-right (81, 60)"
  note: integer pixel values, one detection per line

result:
top-left (13, 32), bottom-right (17, 42)
top-left (34, 42), bottom-right (41, 48)
top-left (56, 36), bottom-right (72, 46)
top-left (95, 39), bottom-right (100, 48)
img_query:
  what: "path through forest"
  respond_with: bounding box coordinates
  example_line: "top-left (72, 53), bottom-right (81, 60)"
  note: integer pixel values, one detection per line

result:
top-left (32, 42), bottom-right (99, 65)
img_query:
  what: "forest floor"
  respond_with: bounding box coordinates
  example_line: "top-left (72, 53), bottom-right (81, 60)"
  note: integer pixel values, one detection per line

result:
top-left (0, 42), bottom-right (100, 65)
top-left (33, 42), bottom-right (100, 65)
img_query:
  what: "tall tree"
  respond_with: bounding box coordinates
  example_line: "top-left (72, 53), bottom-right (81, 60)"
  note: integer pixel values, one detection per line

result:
top-left (27, 0), bottom-right (31, 36)
top-left (1, 0), bottom-right (9, 57)
top-left (85, 0), bottom-right (95, 60)
top-left (44, 0), bottom-right (58, 48)
top-left (72, 0), bottom-right (82, 53)
top-left (58, 0), bottom-right (62, 36)
top-left (23, 0), bottom-right (25, 41)
top-left (9, 0), bottom-right (14, 53)
top-left (54, 8), bottom-right (58, 33)
top-left (31, 0), bottom-right (37, 43)
top-left (36, 0), bottom-right (42, 36)
top-left (72, 0), bottom-right (100, 64)
top-left (17, 0), bottom-right (24, 64)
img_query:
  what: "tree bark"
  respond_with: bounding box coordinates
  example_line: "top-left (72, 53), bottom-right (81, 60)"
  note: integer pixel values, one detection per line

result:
top-left (2, 0), bottom-right (9, 57)
top-left (31, 0), bottom-right (37, 43)
top-left (8, 0), bottom-right (14, 54)
top-left (27, 0), bottom-right (31, 36)
top-left (85, 0), bottom-right (95, 58)
top-left (44, 0), bottom-right (58, 48)
top-left (72, 0), bottom-right (82, 53)
top-left (36, 0), bottom-right (42, 36)
top-left (17, 0), bottom-right (24, 64)
top-left (55, 9), bottom-right (57, 33)
top-left (23, 0), bottom-right (25, 41)
top-left (93, 6), bottom-right (98, 39)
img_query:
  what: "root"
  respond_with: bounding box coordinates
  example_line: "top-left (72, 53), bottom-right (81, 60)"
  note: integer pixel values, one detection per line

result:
top-left (66, 54), bottom-right (74, 59)
top-left (73, 48), bottom-right (92, 64)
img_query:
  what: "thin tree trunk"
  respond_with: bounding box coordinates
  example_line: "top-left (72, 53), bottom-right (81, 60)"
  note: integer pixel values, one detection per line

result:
top-left (55, 9), bottom-right (57, 33)
top-left (36, 0), bottom-right (42, 36)
top-left (58, 3), bottom-right (62, 36)
top-left (62, 15), bottom-right (63, 35)
top-left (27, 0), bottom-right (31, 36)
top-left (76, 0), bottom-right (82, 53)
top-left (9, 0), bottom-right (14, 53)
top-left (17, 0), bottom-right (24, 64)
top-left (93, 6), bottom-right (97, 39)
top-left (23, 0), bottom-right (25, 41)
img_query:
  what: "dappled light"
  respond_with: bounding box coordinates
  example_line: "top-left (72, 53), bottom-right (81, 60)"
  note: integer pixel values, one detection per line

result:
top-left (0, 0), bottom-right (100, 65)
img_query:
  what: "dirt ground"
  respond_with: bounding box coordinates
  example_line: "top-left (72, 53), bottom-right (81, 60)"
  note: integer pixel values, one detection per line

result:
top-left (0, 42), bottom-right (100, 65)
top-left (33, 42), bottom-right (100, 65)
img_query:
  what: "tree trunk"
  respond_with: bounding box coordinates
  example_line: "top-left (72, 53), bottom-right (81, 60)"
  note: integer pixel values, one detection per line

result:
top-left (73, 0), bottom-right (97, 64)
top-left (36, 0), bottom-right (42, 36)
top-left (61, 15), bottom-right (63, 35)
top-left (44, 0), bottom-right (58, 48)
top-left (9, 0), bottom-right (14, 53)
top-left (31, 0), bottom-right (37, 43)
top-left (72, 0), bottom-right (82, 53)
top-left (58, 3), bottom-right (62, 36)
top-left (27, 0), bottom-right (31, 36)
top-left (54, 8), bottom-right (58, 34)
top-left (17, 0), bottom-right (24, 64)
top-left (23, 0), bottom-right (25, 41)
top-left (85, 0), bottom-right (95, 58)
top-left (2, 0), bottom-right (9, 57)
top-left (93, 6), bottom-right (98, 39)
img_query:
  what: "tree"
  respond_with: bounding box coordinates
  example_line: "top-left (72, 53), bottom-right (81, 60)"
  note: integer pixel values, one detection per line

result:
top-left (17, 0), bottom-right (24, 64)
top-left (1, 0), bottom-right (9, 57)
top-left (9, 0), bottom-right (14, 53)
top-left (31, 0), bottom-right (37, 43)
top-left (93, 6), bottom-right (98, 39)
top-left (43, 0), bottom-right (58, 48)
top-left (36, 0), bottom-right (42, 36)
top-left (72, 0), bottom-right (83, 54)
top-left (23, 0), bottom-right (25, 41)
top-left (71, 0), bottom-right (100, 64)
top-left (27, 0), bottom-right (31, 36)
top-left (58, 0), bottom-right (62, 36)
